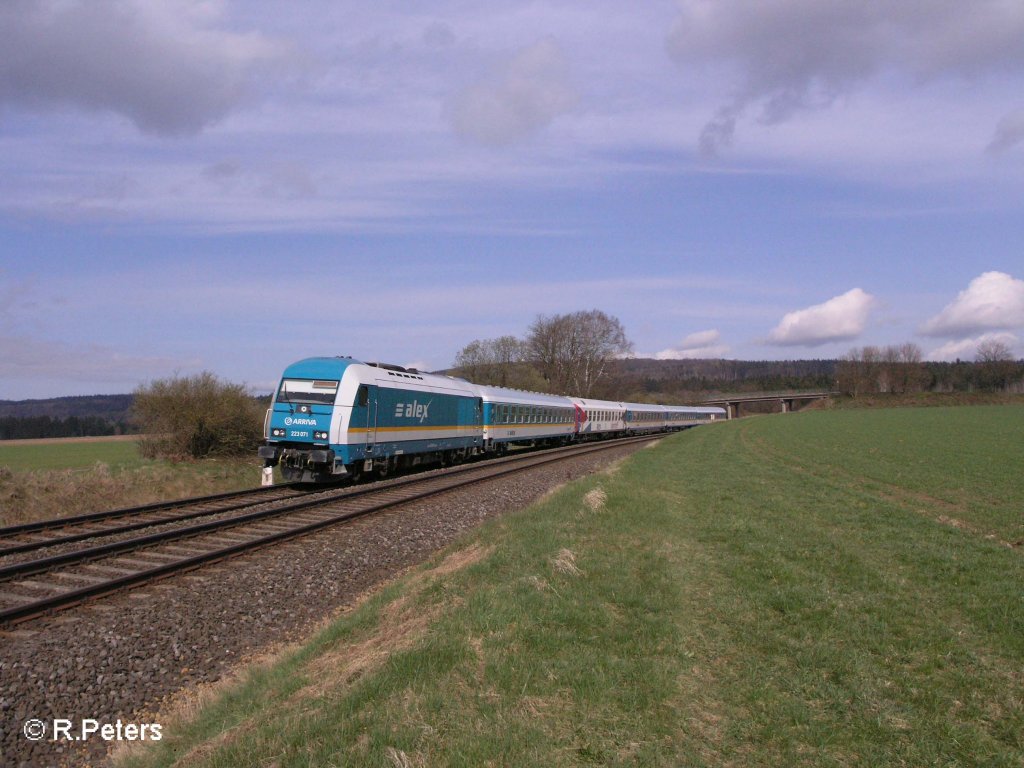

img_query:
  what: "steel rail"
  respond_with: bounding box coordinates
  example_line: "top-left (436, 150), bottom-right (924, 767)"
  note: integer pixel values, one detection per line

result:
top-left (0, 434), bottom-right (663, 627)
top-left (0, 486), bottom-right (311, 558)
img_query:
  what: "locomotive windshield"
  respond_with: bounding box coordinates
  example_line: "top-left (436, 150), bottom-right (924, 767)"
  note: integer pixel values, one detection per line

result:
top-left (276, 379), bottom-right (339, 406)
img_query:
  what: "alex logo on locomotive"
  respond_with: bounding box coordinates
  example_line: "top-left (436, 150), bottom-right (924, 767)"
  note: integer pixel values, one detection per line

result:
top-left (393, 399), bottom-right (432, 423)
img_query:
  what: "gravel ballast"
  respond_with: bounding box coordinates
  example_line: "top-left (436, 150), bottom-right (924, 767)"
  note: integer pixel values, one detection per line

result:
top-left (1, 441), bottom-right (652, 767)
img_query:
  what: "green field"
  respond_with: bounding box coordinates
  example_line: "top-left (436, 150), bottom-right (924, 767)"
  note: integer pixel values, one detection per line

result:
top-left (118, 406), bottom-right (1023, 768)
top-left (0, 437), bottom-right (144, 472)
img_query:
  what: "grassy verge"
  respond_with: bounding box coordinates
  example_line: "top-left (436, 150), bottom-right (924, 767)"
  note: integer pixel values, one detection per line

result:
top-left (117, 408), bottom-right (1023, 767)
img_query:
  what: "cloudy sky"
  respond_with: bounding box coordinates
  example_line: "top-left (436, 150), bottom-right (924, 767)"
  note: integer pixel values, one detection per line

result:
top-left (2, 0), bottom-right (1023, 399)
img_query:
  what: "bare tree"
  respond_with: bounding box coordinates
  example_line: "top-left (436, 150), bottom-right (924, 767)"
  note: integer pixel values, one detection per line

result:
top-left (895, 342), bottom-right (929, 393)
top-left (879, 345), bottom-right (900, 393)
top-left (837, 343), bottom-right (929, 396)
top-left (976, 339), bottom-right (1017, 391)
top-left (526, 310), bottom-right (633, 396)
top-left (453, 336), bottom-right (545, 389)
top-left (879, 342), bottom-right (928, 394)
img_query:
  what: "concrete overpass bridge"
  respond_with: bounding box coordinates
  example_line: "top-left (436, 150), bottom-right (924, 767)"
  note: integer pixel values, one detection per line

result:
top-left (702, 391), bottom-right (837, 419)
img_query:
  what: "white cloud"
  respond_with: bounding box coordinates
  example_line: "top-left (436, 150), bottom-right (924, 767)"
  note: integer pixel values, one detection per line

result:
top-left (447, 38), bottom-right (578, 146)
top-left (767, 288), bottom-right (875, 347)
top-left (0, 0), bottom-right (288, 136)
top-left (920, 271), bottom-right (1024, 337)
top-left (666, 0), bottom-right (1024, 156)
top-left (655, 329), bottom-right (729, 359)
top-left (926, 331), bottom-right (1019, 362)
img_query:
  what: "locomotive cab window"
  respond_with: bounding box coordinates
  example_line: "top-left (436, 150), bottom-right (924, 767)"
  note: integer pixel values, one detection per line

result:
top-left (277, 379), bottom-right (339, 406)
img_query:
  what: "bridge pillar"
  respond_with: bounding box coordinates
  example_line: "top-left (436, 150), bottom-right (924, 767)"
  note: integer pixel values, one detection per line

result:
top-left (728, 402), bottom-right (739, 420)
top-left (781, 399), bottom-right (790, 413)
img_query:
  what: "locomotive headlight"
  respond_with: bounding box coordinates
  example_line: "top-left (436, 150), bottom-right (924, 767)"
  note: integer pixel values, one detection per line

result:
top-left (271, 428), bottom-right (286, 437)
top-left (314, 431), bottom-right (329, 441)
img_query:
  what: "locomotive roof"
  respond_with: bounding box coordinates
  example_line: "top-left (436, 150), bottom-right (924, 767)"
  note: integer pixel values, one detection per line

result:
top-left (280, 357), bottom-right (362, 380)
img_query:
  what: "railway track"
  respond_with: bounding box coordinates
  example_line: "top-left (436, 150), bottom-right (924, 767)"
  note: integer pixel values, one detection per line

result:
top-left (0, 484), bottom-right (309, 558)
top-left (0, 434), bottom-right (662, 627)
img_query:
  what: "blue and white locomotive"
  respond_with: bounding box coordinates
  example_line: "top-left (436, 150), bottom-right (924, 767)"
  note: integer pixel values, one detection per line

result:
top-left (259, 357), bottom-right (482, 483)
top-left (259, 356), bottom-right (725, 483)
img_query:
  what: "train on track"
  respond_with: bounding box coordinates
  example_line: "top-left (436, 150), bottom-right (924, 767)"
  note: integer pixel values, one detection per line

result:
top-left (258, 356), bottom-right (725, 483)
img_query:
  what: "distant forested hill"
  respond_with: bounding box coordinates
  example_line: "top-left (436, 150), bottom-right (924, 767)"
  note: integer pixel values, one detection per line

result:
top-left (0, 395), bottom-right (135, 439)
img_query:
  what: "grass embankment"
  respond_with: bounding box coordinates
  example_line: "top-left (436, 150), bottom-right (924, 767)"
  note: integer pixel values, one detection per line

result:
top-left (0, 437), bottom-right (263, 526)
top-left (119, 406), bottom-right (1023, 767)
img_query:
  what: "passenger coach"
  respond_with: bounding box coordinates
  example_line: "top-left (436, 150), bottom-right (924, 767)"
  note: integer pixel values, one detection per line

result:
top-left (570, 397), bottom-right (627, 439)
top-left (476, 384), bottom-right (575, 454)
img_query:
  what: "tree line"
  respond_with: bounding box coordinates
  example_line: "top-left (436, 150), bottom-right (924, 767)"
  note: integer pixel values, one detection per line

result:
top-left (453, 313), bottom-right (1024, 400)
top-left (836, 340), bottom-right (1024, 396)
top-left (0, 415), bottom-right (129, 441)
